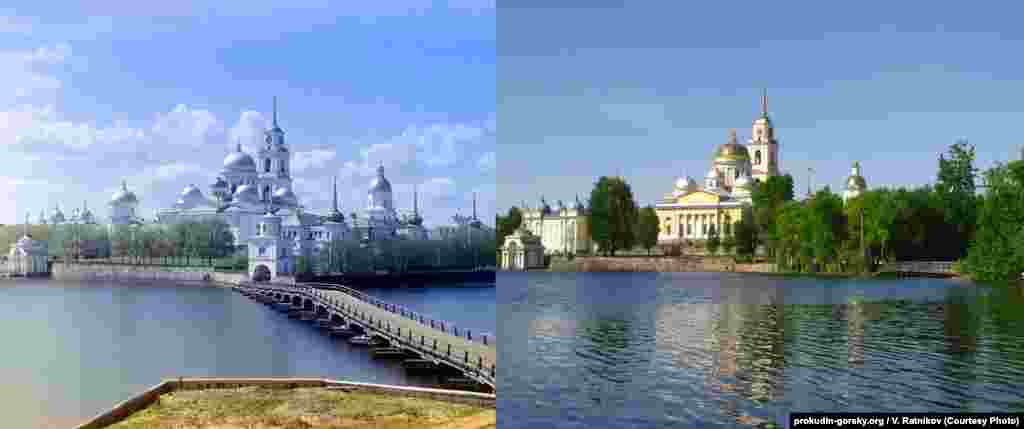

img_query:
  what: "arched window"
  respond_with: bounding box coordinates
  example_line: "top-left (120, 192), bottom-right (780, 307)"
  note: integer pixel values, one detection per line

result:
top-left (264, 158), bottom-right (271, 173)
top-left (755, 150), bottom-right (762, 165)
top-left (280, 162), bottom-right (286, 174)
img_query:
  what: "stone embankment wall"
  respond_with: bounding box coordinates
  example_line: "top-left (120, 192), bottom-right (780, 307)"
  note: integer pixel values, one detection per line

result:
top-left (75, 377), bottom-right (496, 429)
top-left (52, 263), bottom-right (248, 286)
top-left (734, 263), bottom-right (778, 273)
top-left (550, 256), bottom-right (735, 272)
top-left (547, 257), bottom-right (779, 273)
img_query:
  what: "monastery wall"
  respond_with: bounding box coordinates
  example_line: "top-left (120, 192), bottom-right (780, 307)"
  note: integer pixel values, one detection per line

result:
top-left (51, 263), bottom-right (248, 285)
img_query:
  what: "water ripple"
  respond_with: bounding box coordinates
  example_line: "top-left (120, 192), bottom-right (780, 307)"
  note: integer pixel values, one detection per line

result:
top-left (501, 272), bottom-right (1024, 428)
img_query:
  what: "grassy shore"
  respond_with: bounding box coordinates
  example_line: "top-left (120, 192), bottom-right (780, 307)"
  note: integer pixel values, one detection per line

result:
top-left (106, 386), bottom-right (495, 429)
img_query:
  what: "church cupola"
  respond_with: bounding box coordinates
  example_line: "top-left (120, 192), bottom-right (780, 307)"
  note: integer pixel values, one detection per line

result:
top-left (843, 161), bottom-right (868, 203)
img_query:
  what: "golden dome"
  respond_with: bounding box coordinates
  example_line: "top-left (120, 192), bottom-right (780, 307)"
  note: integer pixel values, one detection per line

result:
top-left (715, 129), bottom-right (750, 161)
top-left (846, 175), bottom-right (866, 190)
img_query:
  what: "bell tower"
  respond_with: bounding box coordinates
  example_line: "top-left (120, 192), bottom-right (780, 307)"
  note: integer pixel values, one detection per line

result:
top-left (257, 96), bottom-right (294, 206)
top-left (748, 88), bottom-right (780, 183)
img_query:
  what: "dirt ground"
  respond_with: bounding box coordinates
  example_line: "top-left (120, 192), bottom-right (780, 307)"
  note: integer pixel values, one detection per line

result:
top-left (107, 386), bottom-right (495, 429)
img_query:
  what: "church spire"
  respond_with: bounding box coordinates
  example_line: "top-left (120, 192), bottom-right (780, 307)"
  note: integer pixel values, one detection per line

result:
top-left (332, 176), bottom-right (338, 212)
top-left (272, 95), bottom-right (278, 128)
top-left (761, 88), bottom-right (768, 117)
top-left (472, 192), bottom-right (477, 219)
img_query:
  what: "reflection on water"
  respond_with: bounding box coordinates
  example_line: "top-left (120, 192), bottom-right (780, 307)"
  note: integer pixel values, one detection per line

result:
top-left (500, 272), bottom-right (1024, 428)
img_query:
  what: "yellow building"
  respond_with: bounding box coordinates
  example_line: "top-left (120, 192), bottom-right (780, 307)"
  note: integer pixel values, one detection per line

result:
top-left (654, 91), bottom-right (781, 244)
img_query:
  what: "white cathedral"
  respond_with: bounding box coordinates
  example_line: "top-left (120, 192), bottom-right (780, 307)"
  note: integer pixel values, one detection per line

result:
top-left (150, 97), bottom-right (428, 247)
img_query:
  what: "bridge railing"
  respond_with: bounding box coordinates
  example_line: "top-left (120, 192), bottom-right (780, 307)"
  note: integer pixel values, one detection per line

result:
top-left (238, 283), bottom-right (496, 387)
top-left (302, 282), bottom-right (496, 349)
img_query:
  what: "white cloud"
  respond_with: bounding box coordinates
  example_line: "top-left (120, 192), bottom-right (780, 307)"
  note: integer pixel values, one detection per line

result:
top-left (0, 43), bottom-right (71, 108)
top-left (228, 110), bottom-right (269, 153)
top-left (0, 176), bottom-right (49, 186)
top-left (151, 104), bottom-right (222, 146)
top-left (291, 149), bottom-right (336, 173)
top-left (153, 162), bottom-right (203, 181)
top-left (419, 177), bottom-right (457, 201)
top-left (478, 151), bottom-right (495, 170)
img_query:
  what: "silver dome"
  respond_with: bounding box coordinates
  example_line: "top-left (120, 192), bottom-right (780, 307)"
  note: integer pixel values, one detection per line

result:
top-left (273, 187), bottom-right (298, 205)
top-left (368, 164), bottom-right (392, 193)
top-left (223, 143), bottom-right (257, 172)
top-left (177, 184), bottom-right (206, 207)
top-left (233, 183), bottom-right (260, 204)
top-left (110, 181), bottom-right (139, 206)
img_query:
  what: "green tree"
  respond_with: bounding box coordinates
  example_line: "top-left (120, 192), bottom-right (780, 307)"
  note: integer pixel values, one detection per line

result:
top-left (496, 206), bottom-right (522, 252)
top-left (963, 159), bottom-right (1024, 281)
top-left (589, 176), bottom-right (639, 256)
top-left (721, 234), bottom-right (736, 255)
top-left (636, 205), bottom-right (660, 256)
top-left (752, 173), bottom-right (795, 256)
top-left (734, 211), bottom-right (758, 260)
top-left (705, 224), bottom-right (721, 255)
top-left (110, 225), bottom-right (131, 263)
top-left (807, 187), bottom-right (847, 272)
top-left (935, 140), bottom-right (978, 258)
top-left (771, 201), bottom-right (805, 270)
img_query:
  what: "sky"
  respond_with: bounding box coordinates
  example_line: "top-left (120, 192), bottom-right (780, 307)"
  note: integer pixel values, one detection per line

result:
top-left (0, 0), bottom-right (495, 226)
top-left (498, 2), bottom-right (1024, 213)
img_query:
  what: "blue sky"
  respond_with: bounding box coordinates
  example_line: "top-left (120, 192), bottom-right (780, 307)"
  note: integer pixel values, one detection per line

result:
top-left (0, 1), bottom-right (495, 226)
top-left (498, 2), bottom-right (1024, 213)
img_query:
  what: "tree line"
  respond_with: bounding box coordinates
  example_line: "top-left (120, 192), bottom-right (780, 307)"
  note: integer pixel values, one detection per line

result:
top-left (494, 140), bottom-right (1024, 281)
top-left (43, 219), bottom-right (240, 268)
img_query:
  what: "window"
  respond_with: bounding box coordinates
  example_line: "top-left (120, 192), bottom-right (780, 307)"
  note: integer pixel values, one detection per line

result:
top-left (258, 247), bottom-right (266, 256)
top-left (755, 150), bottom-right (762, 165)
top-left (264, 158), bottom-right (271, 173)
top-left (666, 224), bottom-right (672, 234)
top-left (687, 224), bottom-right (692, 235)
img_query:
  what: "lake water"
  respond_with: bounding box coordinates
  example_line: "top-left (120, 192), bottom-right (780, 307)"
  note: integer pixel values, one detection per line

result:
top-left (498, 272), bottom-right (1024, 428)
top-left (363, 282), bottom-right (497, 335)
top-left (0, 278), bottom-right (493, 429)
